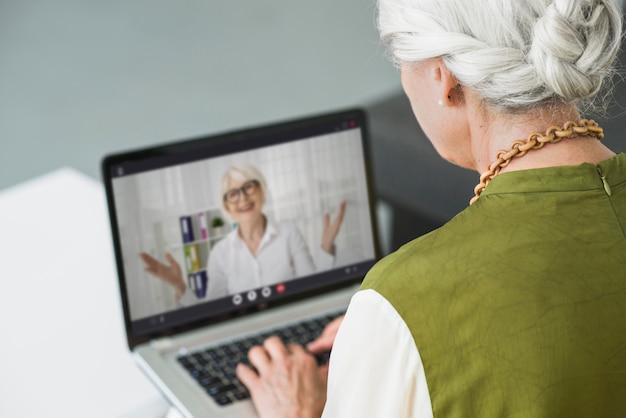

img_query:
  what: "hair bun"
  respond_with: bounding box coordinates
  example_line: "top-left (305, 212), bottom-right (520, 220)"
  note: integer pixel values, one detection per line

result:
top-left (529, 0), bottom-right (620, 101)
top-left (377, 0), bottom-right (622, 110)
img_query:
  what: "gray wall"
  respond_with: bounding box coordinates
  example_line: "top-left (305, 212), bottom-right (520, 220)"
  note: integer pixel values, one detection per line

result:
top-left (2, 0), bottom-right (624, 249)
top-left (0, 0), bottom-right (400, 191)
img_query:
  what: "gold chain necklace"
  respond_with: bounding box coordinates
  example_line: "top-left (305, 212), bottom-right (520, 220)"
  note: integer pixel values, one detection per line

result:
top-left (470, 119), bottom-right (604, 205)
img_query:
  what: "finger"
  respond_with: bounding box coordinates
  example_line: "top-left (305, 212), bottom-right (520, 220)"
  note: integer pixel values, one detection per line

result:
top-left (307, 315), bottom-right (343, 353)
top-left (164, 253), bottom-right (183, 276)
top-left (332, 201), bottom-right (347, 228)
top-left (287, 344), bottom-right (318, 367)
top-left (338, 199), bottom-right (347, 213)
top-left (324, 316), bottom-right (344, 334)
top-left (139, 252), bottom-right (156, 268)
top-left (324, 212), bottom-right (330, 229)
top-left (236, 363), bottom-right (260, 391)
top-left (306, 336), bottom-right (333, 354)
top-left (263, 336), bottom-right (289, 360)
top-left (247, 345), bottom-right (271, 375)
top-left (318, 362), bottom-right (330, 381)
top-left (164, 252), bottom-right (177, 266)
top-left (287, 343), bottom-right (308, 356)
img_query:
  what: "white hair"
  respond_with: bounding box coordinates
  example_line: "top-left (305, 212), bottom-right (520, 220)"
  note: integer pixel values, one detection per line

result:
top-left (377, 0), bottom-right (623, 111)
top-left (220, 164), bottom-right (268, 212)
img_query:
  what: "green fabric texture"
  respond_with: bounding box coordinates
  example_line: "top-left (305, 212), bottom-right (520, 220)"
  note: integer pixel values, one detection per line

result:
top-left (362, 153), bottom-right (626, 417)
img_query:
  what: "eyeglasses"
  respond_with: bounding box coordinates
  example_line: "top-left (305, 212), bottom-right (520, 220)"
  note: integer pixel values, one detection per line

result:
top-left (223, 179), bottom-right (260, 203)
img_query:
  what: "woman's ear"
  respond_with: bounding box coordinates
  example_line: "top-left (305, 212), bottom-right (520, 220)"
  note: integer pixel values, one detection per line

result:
top-left (433, 59), bottom-right (462, 106)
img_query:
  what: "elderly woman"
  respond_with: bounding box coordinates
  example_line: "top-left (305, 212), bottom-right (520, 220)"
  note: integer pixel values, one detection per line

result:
top-left (235, 0), bottom-right (626, 417)
top-left (140, 164), bottom-right (346, 304)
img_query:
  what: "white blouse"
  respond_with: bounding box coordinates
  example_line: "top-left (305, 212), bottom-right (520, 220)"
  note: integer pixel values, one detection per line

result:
top-left (179, 219), bottom-right (333, 305)
top-left (322, 289), bottom-right (434, 418)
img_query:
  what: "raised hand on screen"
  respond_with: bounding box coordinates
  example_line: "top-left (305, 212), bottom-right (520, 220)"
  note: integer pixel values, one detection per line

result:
top-left (321, 200), bottom-right (347, 255)
top-left (139, 252), bottom-right (186, 297)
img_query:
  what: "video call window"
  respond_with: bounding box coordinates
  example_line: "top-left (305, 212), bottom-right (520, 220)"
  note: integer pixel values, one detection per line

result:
top-left (112, 128), bottom-right (375, 321)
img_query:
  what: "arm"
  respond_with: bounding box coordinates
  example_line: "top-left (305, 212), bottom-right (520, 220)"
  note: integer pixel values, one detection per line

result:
top-left (288, 223), bottom-right (317, 277)
top-left (141, 252), bottom-right (204, 307)
top-left (180, 241), bottom-right (229, 305)
top-left (139, 252), bottom-right (186, 297)
top-left (314, 200), bottom-right (347, 272)
top-left (322, 289), bottom-right (433, 418)
top-left (288, 210), bottom-right (343, 276)
top-left (321, 200), bottom-right (346, 255)
top-left (235, 290), bottom-right (432, 418)
top-left (205, 240), bottom-right (229, 300)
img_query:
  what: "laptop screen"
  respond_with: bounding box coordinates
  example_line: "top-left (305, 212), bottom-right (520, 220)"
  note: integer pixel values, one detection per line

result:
top-left (102, 109), bottom-right (379, 346)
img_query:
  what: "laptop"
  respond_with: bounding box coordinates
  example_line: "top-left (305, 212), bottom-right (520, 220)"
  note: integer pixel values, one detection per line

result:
top-left (102, 108), bottom-right (381, 417)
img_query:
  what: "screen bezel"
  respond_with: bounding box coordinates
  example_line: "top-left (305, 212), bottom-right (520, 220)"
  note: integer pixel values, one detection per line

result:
top-left (101, 108), bottom-right (381, 349)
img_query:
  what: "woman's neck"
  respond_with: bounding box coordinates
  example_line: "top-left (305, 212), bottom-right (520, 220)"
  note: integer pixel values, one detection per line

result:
top-left (238, 215), bottom-right (267, 255)
top-left (469, 104), bottom-right (615, 174)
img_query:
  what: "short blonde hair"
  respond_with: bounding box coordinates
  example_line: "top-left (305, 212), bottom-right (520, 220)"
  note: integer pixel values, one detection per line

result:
top-left (220, 164), bottom-right (268, 212)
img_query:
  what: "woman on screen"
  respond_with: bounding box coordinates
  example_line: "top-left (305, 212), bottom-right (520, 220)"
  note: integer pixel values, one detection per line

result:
top-left (140, 164), bottom-right (347, 305)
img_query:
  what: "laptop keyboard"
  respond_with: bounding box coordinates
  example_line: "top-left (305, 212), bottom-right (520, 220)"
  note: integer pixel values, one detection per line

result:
top-left (176, 311), bottom-right (343, 407)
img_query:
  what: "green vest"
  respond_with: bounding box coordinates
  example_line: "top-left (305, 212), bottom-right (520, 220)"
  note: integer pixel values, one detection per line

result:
top-left (362, 154), bottom-right (626, 417)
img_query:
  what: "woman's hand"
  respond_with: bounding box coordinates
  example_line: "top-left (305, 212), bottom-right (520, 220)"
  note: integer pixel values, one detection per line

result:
top-left (236, 337), bottom-right (327, 418)
top-left (139, 252), bottom-right (186, 297)
top-left (307, 315), bottom-right (344, 357)
top-left (321, 200), bottom-right (347, 255)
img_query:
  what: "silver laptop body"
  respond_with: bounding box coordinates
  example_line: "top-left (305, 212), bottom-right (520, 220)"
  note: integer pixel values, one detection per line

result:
top-left (102, 109), bottom-right (380, 417)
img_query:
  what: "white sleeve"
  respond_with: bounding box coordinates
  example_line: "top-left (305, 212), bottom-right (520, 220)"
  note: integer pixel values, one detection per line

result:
top-left (178, 287), bottom-right (198, 307)
top-left (206, 240), bottom-right (229, 300)
top-left (322, 289), bottom-right (433, 418)
top-left (315, 246), bottom-right (334, 272)
top-left (178, 241), bottom-right (228, 306)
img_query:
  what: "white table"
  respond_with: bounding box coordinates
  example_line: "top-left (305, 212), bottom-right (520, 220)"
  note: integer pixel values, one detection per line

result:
top-left (0, 168), bottom-right (170, 417)
top-left (0, 167), bottom-right (394, 417)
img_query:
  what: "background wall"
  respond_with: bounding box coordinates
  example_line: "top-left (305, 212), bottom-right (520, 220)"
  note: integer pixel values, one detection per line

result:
top-left (0, 0), bottom-right (399, 191)
top-left (2, 0), bottom-right (625, 251)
